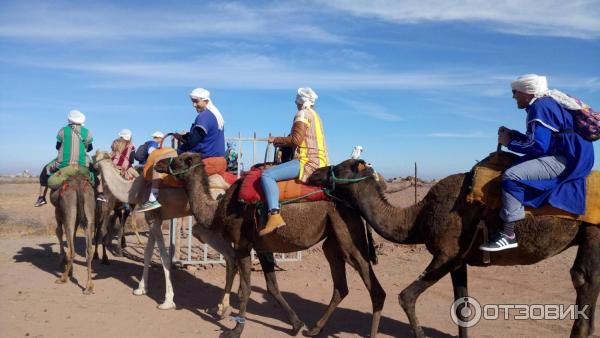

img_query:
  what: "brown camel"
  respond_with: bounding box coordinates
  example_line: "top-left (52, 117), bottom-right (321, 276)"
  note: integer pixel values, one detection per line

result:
top-left (50, 174), bottom-right (96, 294)
top-left (93, 151), bottom-right (237, 314)
top-left (308, 158), bottom-right (600, 338)
top-left (93, 197), bottom-right (131, 262)
top-left (155, 152), bottom-right (386, 338)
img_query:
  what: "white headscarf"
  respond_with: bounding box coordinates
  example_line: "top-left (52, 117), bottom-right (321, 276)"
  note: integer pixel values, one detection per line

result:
top-left (190, 87), bottom-right (225, 130)
top-left (118, 129), bottom-right (132, 141)
top-left (295, 87), bottom-right (318, 109)
top-left (511, 74), bottom-right (583, 110)
top-left (67, 110), bottom-right (85, 125)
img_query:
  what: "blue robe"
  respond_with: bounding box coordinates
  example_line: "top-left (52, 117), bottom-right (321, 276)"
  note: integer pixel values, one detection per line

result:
top-left (502, 96), bottom-right (595, 215)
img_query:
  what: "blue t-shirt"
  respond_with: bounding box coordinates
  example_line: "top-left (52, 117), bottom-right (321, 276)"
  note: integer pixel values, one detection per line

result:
top-left (184, 109), bottom-right (225, 158)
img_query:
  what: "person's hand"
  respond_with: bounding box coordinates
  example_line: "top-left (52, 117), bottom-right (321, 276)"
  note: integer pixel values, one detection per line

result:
top-left (498, 126), bottom-right (511, 146)
top-left (172, 133), bottom-right (184, 142)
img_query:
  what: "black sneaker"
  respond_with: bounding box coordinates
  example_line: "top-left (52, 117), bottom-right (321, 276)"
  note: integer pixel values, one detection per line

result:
top-left (479, 232), bottom-right (518, 252)
top-left (34, 196), bottom-right (47, 207)
top-left (96, 193), bottom-right (108, 203)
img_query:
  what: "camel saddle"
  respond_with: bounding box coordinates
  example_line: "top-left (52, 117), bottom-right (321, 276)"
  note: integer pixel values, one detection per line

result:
top-left (142, 148), bottom-right (237, 198)
top-left (238, 166), bottom-right (327, 205)
top-left (48, 165), bottom-right (94, 190)
top-left (466, 151), bottom-right (600, 224)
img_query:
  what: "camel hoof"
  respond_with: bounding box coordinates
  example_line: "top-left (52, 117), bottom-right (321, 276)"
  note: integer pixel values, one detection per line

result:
top-left (291, 322), bottom-right (305, 336)
top-left (55, 278), bottom-right (67, 284)
top-left (132, 288), bottom-right (147, 296)
top-left (302, 327), bottom-right (322, 337)
top-left (208, 304), bottom-right (233, 319)
top-left (83, 287), bottom-right (94, 295)
top-left (158, 301), bottom-right (176, 310)
top-left (113, 247), bottom-right (123, 257)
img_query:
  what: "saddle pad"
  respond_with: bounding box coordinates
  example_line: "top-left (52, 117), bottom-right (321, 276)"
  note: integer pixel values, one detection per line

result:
top-left (142, 148), bottom-right (184, 188)
top-left (466, 152), bottom-right (600, 224)
top-left (48, 165), bottom-right (93, 190)
top-left (238, 167), bottom-right (326, 204)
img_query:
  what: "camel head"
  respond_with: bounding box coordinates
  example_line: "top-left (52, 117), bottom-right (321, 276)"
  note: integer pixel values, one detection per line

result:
top-left (308, 159), bottom-right (385, 202)
top-left (155, 152), bottom-right (207, 181)
top-left (93, 150), bottom-right (112, 170)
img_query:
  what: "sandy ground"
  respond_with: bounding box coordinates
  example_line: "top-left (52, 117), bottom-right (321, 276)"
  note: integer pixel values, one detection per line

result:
top-left (0, 182), bottom-right (598, 338)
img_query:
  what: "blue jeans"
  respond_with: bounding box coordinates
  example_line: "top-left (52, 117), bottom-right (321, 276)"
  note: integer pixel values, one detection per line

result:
top-left (261, 160), bottom-right (300, 211)
top-left (500, 155), bottom-right (567, 222)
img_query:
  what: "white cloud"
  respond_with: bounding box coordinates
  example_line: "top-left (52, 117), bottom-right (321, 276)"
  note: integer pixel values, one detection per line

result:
top-left (428, 131), bottom-right (491, 138)
top-left (320, 0), bottom-right (600, 39)
top-left (0, 2), bottom-right (344, 43)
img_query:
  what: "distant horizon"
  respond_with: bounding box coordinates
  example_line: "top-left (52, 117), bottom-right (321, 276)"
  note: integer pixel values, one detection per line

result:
top-left (1, 1), bottom-right (598, 179)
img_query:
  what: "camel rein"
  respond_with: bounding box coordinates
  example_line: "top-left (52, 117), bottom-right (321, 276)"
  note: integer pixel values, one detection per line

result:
top-left (167, 157), bottom-right (204, 176)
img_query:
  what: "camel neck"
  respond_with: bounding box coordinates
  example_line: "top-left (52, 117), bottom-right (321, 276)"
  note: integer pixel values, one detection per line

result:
top-left (356, 184), bottom-right (424, 244)
top-left (182, 168), bottom-right (219, 227)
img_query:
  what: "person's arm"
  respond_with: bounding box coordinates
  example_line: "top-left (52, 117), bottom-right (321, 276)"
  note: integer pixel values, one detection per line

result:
top-left (177, 127), bottom-right (206, 153)
top-left (273, 121), bottom-right (308, 147)
top-left (507, 122), bottom-right (552, 156)
top-left (129, 151), bottom-right (135, 165)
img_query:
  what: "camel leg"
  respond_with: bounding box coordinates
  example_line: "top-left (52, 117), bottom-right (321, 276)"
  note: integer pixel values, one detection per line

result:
top-left (450, 264), bottom-right (469, 338)
top-left (570, 225), bottom-right (600, 338)
top-left (256, 252), bottom-right (305, 335)
top-left (57, 214), bottom-right (75, 284)
top-left (303, 237), bottom-right (349, 336)
top-left (83, 216), bottom-right (95, 294)
top-left (220, 250), bottom-right (251, 338)
top-left (193, 225), bottom-right (238, 319)
top-left (55, 220), bottom-right (66, 267)
top-left (133, 223), bottom-right (156, 297)
top-left (400, 254), bottom-right (455, 338)
top-left (151, 221), bottom-right (176, 310)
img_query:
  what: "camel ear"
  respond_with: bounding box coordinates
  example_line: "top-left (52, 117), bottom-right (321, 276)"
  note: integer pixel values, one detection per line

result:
top-left (352, 159), bottom-right (367, 173)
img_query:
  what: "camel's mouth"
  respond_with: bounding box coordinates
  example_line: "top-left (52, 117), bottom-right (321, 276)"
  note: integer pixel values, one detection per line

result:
top-left (154, 158), bottom-right (170, 174)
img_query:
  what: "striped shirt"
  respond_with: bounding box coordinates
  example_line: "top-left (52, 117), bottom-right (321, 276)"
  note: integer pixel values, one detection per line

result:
top-left (56, 124), bottom-right (93, 169)
top-left (293, 108), bottom-right (329, 182)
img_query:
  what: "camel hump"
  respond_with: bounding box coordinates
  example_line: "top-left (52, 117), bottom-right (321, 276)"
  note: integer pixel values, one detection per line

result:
top-left (48, 165), bottom-right (93, 190)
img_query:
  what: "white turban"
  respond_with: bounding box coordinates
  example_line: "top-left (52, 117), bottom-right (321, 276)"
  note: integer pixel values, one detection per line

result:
top-left (190, 87), bottom-right (225, 130)
top-left (295, 87), bottom-right (318, 109)
top-left (511, 74), bottom-right (583, 110)
top-left (511, 74), bottom-right (548, 96)
top-left (118, 129), bottom-right (132, 141)
top-left (67, 110), bottom-right (85, 125)
top-left (152, 131), bottom-right (164, 138)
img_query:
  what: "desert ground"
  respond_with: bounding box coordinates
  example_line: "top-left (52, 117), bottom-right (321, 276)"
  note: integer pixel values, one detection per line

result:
top-left (0, 180), bottom-right (598, 338)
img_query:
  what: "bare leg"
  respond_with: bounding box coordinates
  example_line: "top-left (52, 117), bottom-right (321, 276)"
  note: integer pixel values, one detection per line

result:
top-left (133, 221), bottom-right (156, 296)
top-left (450, 264), bottom-right (469, 338)
top-left (400, 254), bottom-right (455, 338)
top-left (220, 251), bottom-right (251, 338)
top-left (257, 252), bottom-right (304, 335)
top-left (83, 216), bottom-right (95, 294)
top-left (152, 220), bottom-right (176, 310)
top-left (304, 237), bottom-right (349, 336)
top-left (570, 225), bottom-right (600, 338)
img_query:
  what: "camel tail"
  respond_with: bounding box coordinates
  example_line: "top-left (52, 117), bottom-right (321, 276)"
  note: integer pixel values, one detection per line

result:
top-left (365, 222), bottom-right (378, 265)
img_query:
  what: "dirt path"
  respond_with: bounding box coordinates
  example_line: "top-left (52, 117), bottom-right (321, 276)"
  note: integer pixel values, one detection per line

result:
top-left (0, 182), bottom-right (598, 337)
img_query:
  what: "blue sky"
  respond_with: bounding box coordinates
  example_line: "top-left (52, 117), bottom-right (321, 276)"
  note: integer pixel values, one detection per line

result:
top-left (0, 0), bottom-right (598, 179)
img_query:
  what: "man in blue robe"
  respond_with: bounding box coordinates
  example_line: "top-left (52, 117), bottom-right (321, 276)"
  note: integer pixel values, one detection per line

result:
top-left (480, 74), bottom-right (595, 251)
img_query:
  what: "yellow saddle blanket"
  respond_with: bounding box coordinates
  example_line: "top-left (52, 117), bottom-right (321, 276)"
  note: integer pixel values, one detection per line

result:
top-left (466, 152), bottom-right (600, 224)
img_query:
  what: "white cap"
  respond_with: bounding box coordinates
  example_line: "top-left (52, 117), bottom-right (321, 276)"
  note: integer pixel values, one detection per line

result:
top-left (190, 87), bottom-right (210, 100)
top-left (295, 87), bottom-right (318, 108)
top-left (67, 110), bottom-right (85, 125)
top-left (152, 131), bottom-right (164, 138)
top-left (118, 129), bottom-right (132, 141)
top-left (511, 74), bottom-right (548, 96)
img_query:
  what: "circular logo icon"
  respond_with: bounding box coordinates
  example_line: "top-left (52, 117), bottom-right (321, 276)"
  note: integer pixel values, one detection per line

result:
top-left (450, 296), bottom-right (482, 328)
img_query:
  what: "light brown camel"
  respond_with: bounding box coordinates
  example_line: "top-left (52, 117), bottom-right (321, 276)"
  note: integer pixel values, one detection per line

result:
top-left (50, 174), bottom-right (96, 294)
top-left (308, 158), bottom-right (600, 338)
top-left (93, 151), bottom-right (237, 314)
top-left (155, 153), bottom-right (385, 338)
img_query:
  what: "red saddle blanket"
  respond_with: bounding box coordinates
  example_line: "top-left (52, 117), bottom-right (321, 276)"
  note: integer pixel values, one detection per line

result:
top-left (238, 167), bottom-right (327, 204)
top-left (221, 172), bottom-right (238, 185)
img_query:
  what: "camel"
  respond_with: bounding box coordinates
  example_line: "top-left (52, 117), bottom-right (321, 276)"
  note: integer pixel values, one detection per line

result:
top-left (307, 158), bottom-right (600, 338)
top-left (93, 151), bottom-right (237, 314)
top-left (94, 196), bottom-right (131, 263)
top-left (50, 174), bottom-right (96, 294)
top-left (155, 152), bottom-right (386, 338)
